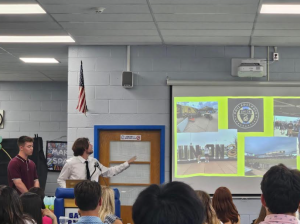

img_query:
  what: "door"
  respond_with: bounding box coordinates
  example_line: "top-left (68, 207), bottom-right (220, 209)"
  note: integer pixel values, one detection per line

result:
top-left (99, 130), bottom-right (161, 224)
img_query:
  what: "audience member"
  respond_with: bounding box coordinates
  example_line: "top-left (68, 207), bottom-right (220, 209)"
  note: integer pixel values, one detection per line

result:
top-left (0, 186), bottom-right (36, 224)
top-left (251, 205), bottom-right (266, 224)
top-left (212, 187), bottom-right (240, 224)
top-left (74, 180), bottom-right (104, 224)
top-left (7, 136), bottom-right (39, 194)
top-left (20, 192), bottom-right (57, 224)
top-left (132, 181), bottom-right (205, 224)
top-left (29, 187), bottom-right (46, 209)
top-left (196, 190), bottom-right (223, 224)
top-left (260, 164), bottom-right (300, 224)
top-left (99, 186), bottom-right (122, 224)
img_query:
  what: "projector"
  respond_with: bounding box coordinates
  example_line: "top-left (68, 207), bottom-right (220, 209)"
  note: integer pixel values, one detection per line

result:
top-left (237, 61), bottom-right (264, 78)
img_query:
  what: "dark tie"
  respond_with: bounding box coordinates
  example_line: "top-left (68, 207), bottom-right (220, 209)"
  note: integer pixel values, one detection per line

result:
top-left (85, 161), bottom-right (91, 180)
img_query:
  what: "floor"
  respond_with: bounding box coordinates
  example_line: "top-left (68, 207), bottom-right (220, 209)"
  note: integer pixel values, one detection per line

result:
top-left (177, 160), bottom-right (237, 175)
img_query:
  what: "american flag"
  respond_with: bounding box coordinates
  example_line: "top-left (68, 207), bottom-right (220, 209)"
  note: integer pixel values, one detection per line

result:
top-left (76, 61), bottom-right (88, 114)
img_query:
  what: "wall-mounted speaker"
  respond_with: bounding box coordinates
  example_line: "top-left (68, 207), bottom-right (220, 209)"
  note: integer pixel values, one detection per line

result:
top-left (122, 71), bottom-right (133, 88)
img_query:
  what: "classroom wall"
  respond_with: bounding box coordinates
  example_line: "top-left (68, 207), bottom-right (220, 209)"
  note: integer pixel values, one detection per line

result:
top-left (68, 45), bottom-right (300, 223)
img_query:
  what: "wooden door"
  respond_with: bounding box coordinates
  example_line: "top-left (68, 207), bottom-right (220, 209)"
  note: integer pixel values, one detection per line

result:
top-left (99, 130), bottom-right (161, 224)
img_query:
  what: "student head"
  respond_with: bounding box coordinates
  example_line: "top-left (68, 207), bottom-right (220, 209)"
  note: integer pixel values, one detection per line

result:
top-left (261, 164), bottom-right (300, 214)
top-left (28, 187), bottom-right (46, 209)
top-left (196, 190), bottom-right (220, 224)
top-left (132, 181), bottom-right (205, 224)
top-left (99, 186), bottom-right (115, 221)
top-left (20, 192), bottom-right (43, 224)
top-left (212, 187), bottom-right (239, 224)
top-left (74, 180), bottom-right (102, 213)
top-left (72, 137), bottom-right (93, 156)
top-left (17, 136), bottom-right (34, 157)
top-left (0, 186), bottom-right (34, 224)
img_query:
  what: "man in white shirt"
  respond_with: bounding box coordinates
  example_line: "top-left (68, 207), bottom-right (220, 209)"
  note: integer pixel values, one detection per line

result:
top-left (57, 137), bottom-right (137, 188)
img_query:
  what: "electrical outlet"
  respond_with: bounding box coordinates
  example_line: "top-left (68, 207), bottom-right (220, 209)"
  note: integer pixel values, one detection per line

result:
top-left (273, 53), bottom-right (279, 61)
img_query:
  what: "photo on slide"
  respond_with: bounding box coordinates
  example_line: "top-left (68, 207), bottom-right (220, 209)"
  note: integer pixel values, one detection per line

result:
top-left (176, 129), bottom-right (237, 176)
top-left (177, 101), bottom-right (218, 133)
top-left (245, 137), bottom-right (298, 177)
top-left (274, 98), bottom-right (300, 138)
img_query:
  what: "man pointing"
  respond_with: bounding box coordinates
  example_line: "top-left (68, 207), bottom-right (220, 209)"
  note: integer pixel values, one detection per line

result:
top-left (57, 137), bottom-right (136, 188)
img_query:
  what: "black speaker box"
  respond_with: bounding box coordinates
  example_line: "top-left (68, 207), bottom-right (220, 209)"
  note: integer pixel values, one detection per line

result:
top-left (122, 71), bottom-right (133, 88)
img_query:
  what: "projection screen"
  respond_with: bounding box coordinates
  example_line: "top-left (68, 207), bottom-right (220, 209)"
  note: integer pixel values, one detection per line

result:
top-left (171, 81), bottom-right (300, 194)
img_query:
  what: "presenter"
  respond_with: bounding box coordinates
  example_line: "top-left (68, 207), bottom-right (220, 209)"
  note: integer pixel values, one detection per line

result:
top-left (57, 137), bottom-right (137, 188)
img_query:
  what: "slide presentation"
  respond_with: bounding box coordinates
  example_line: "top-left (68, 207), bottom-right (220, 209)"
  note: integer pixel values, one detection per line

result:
top-left (172, 85), bottom-right (300, 194)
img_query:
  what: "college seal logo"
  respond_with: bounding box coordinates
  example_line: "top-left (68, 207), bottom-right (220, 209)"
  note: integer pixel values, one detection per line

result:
top-left (232, 102), bottom-right (259, 129)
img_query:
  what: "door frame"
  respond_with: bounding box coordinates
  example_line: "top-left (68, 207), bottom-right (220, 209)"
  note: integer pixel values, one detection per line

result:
top-left (94, 125), bottom-right (165, 184)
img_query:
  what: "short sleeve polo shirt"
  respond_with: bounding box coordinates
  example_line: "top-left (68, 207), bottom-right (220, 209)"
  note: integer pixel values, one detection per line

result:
top-left (7, 155), bottom-right (38, 194)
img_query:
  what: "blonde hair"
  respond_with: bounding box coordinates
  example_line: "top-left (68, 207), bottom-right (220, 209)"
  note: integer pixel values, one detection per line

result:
top-left (195, 190), bottom-right (221, 224)
top-left (99, 186), bottom-right (115, 221)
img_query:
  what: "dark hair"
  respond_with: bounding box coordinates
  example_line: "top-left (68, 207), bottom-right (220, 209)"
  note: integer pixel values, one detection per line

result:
top-left (132, 181), bottom-right (205, 224)
top-left (254, 206), bottom-right (266, 224)
top-left (212, 187), bottom-right (239, 224)
top-left (20, 192), bottom-right (43, 224)
top-left (261, 164), bottom-right (300, 214)
top-left (17, 136), bottom-right (33, 147)
top-left (29, 187), bottom-right (46, 209)
top-left (72, 138), bottom-right (89, 156)
top-left (74, 180), bottom-right (102, 211)
top-left (0, 186), bottom-right (34, 224)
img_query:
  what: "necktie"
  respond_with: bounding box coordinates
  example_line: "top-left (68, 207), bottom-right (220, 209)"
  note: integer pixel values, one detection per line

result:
top-left (85, 161), bottom-right (91, 180)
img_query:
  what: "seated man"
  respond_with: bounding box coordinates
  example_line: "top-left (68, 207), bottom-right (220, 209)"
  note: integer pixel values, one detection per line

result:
top-left (74, 180), bottom-right (104, 224)
top-left (132, 181), bottom-right (205, 224)
top-left (260, 164), bottom-right (300, 224)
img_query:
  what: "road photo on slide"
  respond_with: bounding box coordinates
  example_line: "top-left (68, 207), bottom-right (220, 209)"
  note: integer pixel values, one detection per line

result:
top-left (177, 101), bottom-right (218, 133)
top-left (245, 137), bottom-right (298, 176)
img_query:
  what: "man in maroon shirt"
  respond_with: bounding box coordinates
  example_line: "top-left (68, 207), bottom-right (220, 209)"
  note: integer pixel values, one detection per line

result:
top-left (7, 136), bottom-right (39, 194)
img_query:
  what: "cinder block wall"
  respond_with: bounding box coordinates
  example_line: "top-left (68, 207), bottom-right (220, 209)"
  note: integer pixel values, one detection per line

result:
top-left (68, 45), bottom-right (300, 224)
top-left (0, 82), bottom-right (67, 195)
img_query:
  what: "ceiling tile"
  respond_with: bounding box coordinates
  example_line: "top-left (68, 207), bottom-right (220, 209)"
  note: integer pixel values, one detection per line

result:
top-left (256, 23), bottom-right (300, 30)
top-left (60, 22), bottom-right (157, 30)
top-left (39, 0), bottom-right (147, 4)
top-left (254, 30), bottom-right (300, 37)
top-left (43, 4), bottom-right (150, 14)
top-left (151, 4), bottom-right (258, 14)
top-left (158, 22), bottom-right (253, 30)
top-left (154, 14), bottom-right (255, 22)
top-left (150, 0), bottom-right (258, 3)
top-left (164, 36), bottom-right (250, 45)
top-left (74, 35), bottom-right (162, 44)
top-left (161, 30), bottom-right (251, 36)
top-left (252, 37), bottom-right (300, 46)
top-left (67, 29), bottom-right (158, 36)
top-left (52, 14), bottom-right (153, 22)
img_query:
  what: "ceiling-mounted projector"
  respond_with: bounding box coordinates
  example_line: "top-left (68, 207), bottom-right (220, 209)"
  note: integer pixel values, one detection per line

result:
top-left (237, 59), bottom-right (265, 78)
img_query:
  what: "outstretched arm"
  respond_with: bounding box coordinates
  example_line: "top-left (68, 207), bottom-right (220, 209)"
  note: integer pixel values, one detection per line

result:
top-left (127, 156), bottom-right (137, 164)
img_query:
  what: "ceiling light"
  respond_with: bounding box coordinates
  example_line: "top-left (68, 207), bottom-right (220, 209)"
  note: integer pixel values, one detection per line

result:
top-left (260, 4), bottom-right (300, 14)
top-left (0, 4), bottom-right (46, 14)
top-left (0, 36), bottom-right (75, 43)
top-left (20, 58), bottom-right (59, 63)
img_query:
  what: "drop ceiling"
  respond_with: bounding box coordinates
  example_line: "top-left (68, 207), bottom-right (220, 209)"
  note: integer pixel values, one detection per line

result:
top-left (0, 0), bottom-right (300, 81)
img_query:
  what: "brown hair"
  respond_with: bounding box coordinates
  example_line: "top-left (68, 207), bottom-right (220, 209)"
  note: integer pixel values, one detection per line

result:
top-left (72, 138), bottom-right (89, 156)
top-left (254, 206), bottom-right (266, 224)
top-left (212, 187), bottom-right (239, 224)
top-left (17, 136), bottom-right (33, 147)
top-left (195, 190), bottom-right (220, 224)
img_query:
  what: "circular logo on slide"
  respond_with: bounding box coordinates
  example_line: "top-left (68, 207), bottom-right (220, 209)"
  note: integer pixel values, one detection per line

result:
top-left (232, 102), bottom-right (259, 129)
